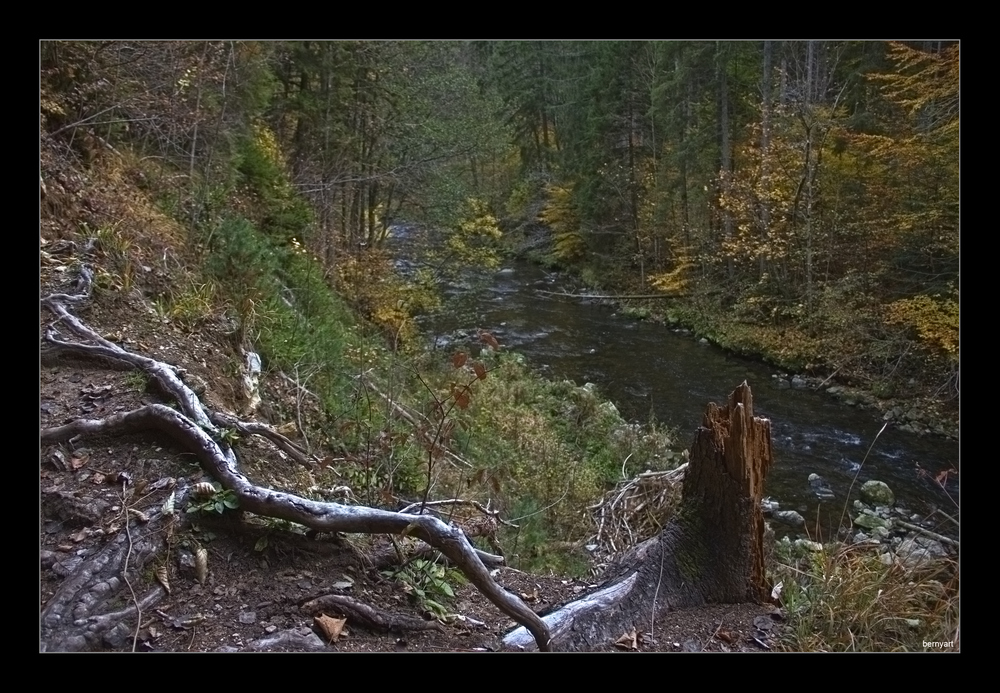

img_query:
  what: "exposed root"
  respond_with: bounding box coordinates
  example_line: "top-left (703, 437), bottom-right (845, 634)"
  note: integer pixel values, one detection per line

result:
top-left (302, 594), bottom-right (445, 634)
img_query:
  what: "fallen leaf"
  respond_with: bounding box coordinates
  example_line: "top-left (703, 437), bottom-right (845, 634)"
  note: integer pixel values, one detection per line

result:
top-left (195, 546), bottom-right (209, 584)
top-left (192, 482), bottom-right (216, 498)
top-left (155, 566), bottom-right (171, 594)
top-left (716, 629), bottom-right (735, 644)
top-left (70, 453), bottom-right (89, 470)
top-left (315, 614), bottom-right (347, 642)
top-left (161, 491), bottom-right (175, 515)
top-left (615, 629), bottom-right (639, 651)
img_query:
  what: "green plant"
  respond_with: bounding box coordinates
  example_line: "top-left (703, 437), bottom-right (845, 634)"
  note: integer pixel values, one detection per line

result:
top-left (383, 558), bottom-right (465, 619)
top-left (187, 485), bottom-right (240, 515)
top-left (123, 370), bottom-right (148, 392)
top-left (164, 281), bottom-right (218, 326)
top-left (84, 221), bottom-right (138, 293)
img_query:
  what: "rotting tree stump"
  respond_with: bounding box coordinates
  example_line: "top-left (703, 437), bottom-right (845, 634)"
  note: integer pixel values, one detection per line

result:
top-left (504, 381), bottom-right (774, 651)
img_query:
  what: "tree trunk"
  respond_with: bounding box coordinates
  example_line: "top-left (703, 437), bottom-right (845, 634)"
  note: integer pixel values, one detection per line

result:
top-left (504, 381), bottom-right (773, 651)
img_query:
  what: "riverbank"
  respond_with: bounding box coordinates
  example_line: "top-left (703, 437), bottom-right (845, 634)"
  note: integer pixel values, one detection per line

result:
top-left (513, 223), bottom-right (958, 442)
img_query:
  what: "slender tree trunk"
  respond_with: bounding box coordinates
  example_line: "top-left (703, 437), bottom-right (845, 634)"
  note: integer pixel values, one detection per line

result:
top-left (760, 41), bottom-right (774, 280)
top-left (717, 44), bottom-right (734, 281)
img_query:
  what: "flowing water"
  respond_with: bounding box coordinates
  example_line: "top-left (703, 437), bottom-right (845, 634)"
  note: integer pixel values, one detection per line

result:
top-left (400, 240), bottom-right (958, 536)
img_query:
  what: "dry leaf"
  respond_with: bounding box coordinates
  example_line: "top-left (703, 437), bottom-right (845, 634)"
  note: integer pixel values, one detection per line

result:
top-left (473, 362), bottom-right (487, 380)
top-left (155, 565), bottom-right (171, 594)
top-left (50, 449), bottom-right (68, 470)
top-left (716, 629), bottom-right (735, 644)
top-left (455, 390), bottom-right (470, 410)
top-left (276, 422), bottom-right (298, 436)
top-left (315, 614), bottom-right (347, 642)
top-left (452, 351), bottom-right (468, 369)
top-left (128, 508), bottom-right (150, 523)
top-left (195, 546), bottom-right (209, 584)
top-left (192, 482), bottom-right (216, 498)
top-left (479, 331), bottom-right (500, 350)
top-left (70, 453), bottom-right (89, 470)
top-left (615, 629), bottom-right (639, 651)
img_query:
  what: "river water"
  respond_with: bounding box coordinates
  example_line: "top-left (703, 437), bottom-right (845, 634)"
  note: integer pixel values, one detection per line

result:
top-left (406, 252), bottom-right (959, 536)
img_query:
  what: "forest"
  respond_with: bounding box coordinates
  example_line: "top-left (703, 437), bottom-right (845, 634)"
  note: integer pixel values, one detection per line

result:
top-left (42, 40), bottom-right (959, 402)
top-left (40, 41), bottom-right (959, 652)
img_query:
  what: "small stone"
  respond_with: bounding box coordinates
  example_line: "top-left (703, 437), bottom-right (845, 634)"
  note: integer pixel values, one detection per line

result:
top-left (773, 510), bottom-right (805, 528)
top-left (794, 539), bottom-right (824, 552)
top-left (853, 513), bottom-right (889, 530)
top-left (239, 611), bottom-right (257, 625)
top-left (860, 480), bottom-right (895, 507)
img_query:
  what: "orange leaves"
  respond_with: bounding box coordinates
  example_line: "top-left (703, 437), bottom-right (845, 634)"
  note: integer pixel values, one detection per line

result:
top-left (473, 362), bottom-right (487, 381)
top-left (452, 351), bottom-right (468, 369)
top-left (451, 384), bottom-right (471, 411)
top-left (479, 331), bottom-right (500, 350)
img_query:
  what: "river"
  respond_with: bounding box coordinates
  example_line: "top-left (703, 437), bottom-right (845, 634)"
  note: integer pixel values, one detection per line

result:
top-left (404, 249), bottom-right (959, 537)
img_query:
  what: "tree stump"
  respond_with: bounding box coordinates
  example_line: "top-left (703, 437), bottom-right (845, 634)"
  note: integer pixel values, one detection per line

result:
top-left (504, 381), bottom-right (774, 651)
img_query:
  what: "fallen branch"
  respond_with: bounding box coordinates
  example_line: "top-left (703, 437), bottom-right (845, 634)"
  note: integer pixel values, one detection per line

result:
top-left (894, 519), bottom-right (960, 548)
top-left (534, 289), bottom-right (685, 300)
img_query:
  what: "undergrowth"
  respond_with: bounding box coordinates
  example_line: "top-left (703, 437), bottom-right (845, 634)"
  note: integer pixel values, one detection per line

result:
top-left (772, 541), bottom-right (959, 651)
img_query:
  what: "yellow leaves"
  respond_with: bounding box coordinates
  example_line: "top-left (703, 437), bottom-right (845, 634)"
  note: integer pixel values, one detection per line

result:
top-left (251, 120), bottom-right (284, 165)
top-left (885, 295), bottom-right (959, 359)
top-left (540, 184), bottom-right (586, 263)
top-left (875, 43), bottom-right (959, 133)
top-left (447, 198), bottom-right (504, 268)
top-left (334, 250), bottom-right (438, 345)
top-left (650, 256), bottom-right (694, 295)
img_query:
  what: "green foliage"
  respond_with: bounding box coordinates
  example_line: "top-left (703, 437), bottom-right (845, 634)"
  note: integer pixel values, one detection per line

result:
top-left (124, 370), bottom-right (149, 392)
top-left (155, 278), bottom-right (218, 328)
top-left (203, 215), bottom-right (282, 343)
top-left (235, 121), bottom-right (313, 242)
top-left (187, 486), bottom-right (240, 515)
top-left (453, 352), bottom-right (682, 559)
top-left (383, 558), bottom-right (466, 619)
